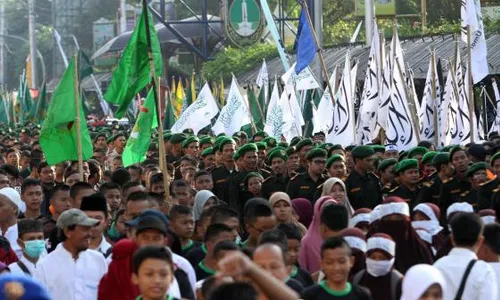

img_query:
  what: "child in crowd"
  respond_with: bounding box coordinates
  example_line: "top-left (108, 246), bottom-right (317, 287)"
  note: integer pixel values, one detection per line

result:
top-left (169, 205), bottom-right (200, 256)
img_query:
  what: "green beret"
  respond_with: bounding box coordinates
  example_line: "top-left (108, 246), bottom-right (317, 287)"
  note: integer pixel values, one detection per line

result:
top-left (351, 146), bottom-right (375, 159)
top-left (286, 146), bottom-right (297, 156)
top-left (290, 137), bottom-right (302, 147)
top-left (244, 172), bottom-right (264, 187)
top-left (326, 154), bottom-right (345, 169)
top-left (268, 148), bottom-right (288, 163)
top-left (306, 148), bottom-right (327, 160)
top-left (371, 145), bottom-right (386, 154)
top-left (183, 128), bottom-right (194, 135)
top-left (421, 151), bottom-right (438, 165)
top-left (331, 144), bottom-right (344, 151)
top-left (181, 136), bottom-right (199, 148)
top-left (216, 133), bottom-right (226, 138)
top-left (233, 131), bottom-right (248, 139)
top-left (491, 151), bottom-right (500, 165)
top-left (296, 138), bottom-right (313, 151)
top-left (378, 158), bottom-right (398, 172)
top-left (262, 137), bottom-right (278, 148)
top-left (199, 136), bottom-right (214, 147)
top-left (408, 146), bottom-right (429, 158)
top-left (440, 145), bottom-right (454, 153)
top-left (345, 145), bottom-right (356, 152)
top-left (318, 143), bottom-right (334, 151)
top-left (465, 162), bottom-right (487, 177)
top-left (107, 132), bottom-right (126, 144)
top-left (93, 132), bottom-right (107, 143)
top-left (163, 132), bottom-right (172, 141)
top-left (234, 143), bottom-right (258, 160)
top-left (170, 133), bottom-right (188, 144)
top-left (395, 159), bottom-right (419, 174)
top-left (278, 142), bottom-right (289, 148)
top-left (232, 136), bottom-right (241, 144)
top-left (201, 147), bottom-right (215, 157)
top-left (252, 131), bottom-right (268, 141)
top-left (218, 137), bottom-right (236, 152)
top-left (449, 146), bottom-right (465, 160)
top-left (256, 142), bottom-right (267, 150)
top-left (431, 153), bottom-right (450, 166)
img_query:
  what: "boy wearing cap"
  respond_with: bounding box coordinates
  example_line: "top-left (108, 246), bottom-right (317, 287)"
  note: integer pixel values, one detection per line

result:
top-left (286, 148), bottom-right (328, 202)
top-left (34, 209), bottom-right (107, 300)
top-left (262, 148), bottom-right (289, 199)
top-left (386, 159), bottom-right (421, 209)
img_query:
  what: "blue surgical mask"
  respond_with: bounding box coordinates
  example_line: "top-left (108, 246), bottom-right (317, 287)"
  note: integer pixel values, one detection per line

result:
top-left (24, 240), bottom-right (46, 258)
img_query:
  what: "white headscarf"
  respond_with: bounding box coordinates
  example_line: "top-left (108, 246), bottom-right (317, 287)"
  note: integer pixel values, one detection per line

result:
top-left (0, 187), bottom-right (25, 213)
top-left (321, 177), bottom-right (354, 217)
top-left (193, 190), bottom-right (217, 221)
top-left (400, 264), bottom-right (446, 300)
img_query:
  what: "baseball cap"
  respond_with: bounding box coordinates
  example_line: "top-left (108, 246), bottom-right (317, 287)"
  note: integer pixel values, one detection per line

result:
top-left (135, 215), bottom-right (167, 235)
top-left (56, 208), bottom-right (100, 229)
top-left (125, 209), bottom-right (169, 229)
top-left (0, 274), bottom-right (51, 300)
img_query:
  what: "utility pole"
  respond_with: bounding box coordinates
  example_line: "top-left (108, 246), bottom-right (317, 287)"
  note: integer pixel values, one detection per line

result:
top-left (0, 0), bottom-right (5, 88)
top-left (314, 0), bottom-right (323, 83)
top-left (365, 0), bottom-right (374, 45)
top-left (120, 0), bottom-right (127, 34)
top-left (28, 0), bottom-right (38, 89)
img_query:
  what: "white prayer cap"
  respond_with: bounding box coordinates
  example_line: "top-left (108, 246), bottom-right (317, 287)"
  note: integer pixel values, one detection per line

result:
top-left (446, 202), bottom-right (473, 219)
top-left (385, 144), bottom-right (398, 152)
top-left (0, 187), bottom-right (24, 213)
top-left (367, 233), bottom-right (396, 257)
top-left (401, 264), bottom-right (446, 300)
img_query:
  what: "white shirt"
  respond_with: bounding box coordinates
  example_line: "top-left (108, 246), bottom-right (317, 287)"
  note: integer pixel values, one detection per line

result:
top-left (93, 235), bottom-right (111, 256)
top-left (172, 251), bottom-right (197, 294)
top-left (491, 263), bottom-right (500, 300)
top-left (35, 243), bottom-right (107, 300)
top-left (8, 255), bottom-right (37, 275)
top-left (0, 223), bottom-right (21, 258)
top-left (434, 247), bottom-right (498, 300)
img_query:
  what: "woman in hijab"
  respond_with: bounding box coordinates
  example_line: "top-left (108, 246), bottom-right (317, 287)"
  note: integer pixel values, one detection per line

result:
top-left (320, 177), bottom-right (354, 218)
top-left (291, 198), bottom-right (313, 228)
top-left (298, 196), bottom-right (337, 273)
top-left (400, 264), bottom-right (445, 300)
top-left (193, 190), bottom-right (218, 221)
top-left (411, 203), bottom-right (446, 256)
top-left (269, 192), bottom-right (307, 236)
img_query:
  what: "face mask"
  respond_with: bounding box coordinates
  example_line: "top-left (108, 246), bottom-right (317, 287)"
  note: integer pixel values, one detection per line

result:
top-left (411, 220), bottom-right (442, 235)
top-left (24, 240), bottom-right (46, 258)
top-left (366, 258), bottom-right (394, 277)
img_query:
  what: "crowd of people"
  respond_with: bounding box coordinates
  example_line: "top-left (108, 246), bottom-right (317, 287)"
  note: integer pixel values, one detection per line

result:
top-left (0, 123), bottom-right (496, 300)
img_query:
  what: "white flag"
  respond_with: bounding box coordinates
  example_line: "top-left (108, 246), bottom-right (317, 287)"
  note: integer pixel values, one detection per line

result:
top-left (376, 51), bottom-right (392, 137)
top-left (419, 54), bottom-right (441, 142)
top-left (282, 92), bottom-right (304, 142)
top-left (489, 78), bottom-right (500, 135)
top-left (461, 0), bottom-right (488, 83)
top-left (282, 63), bottom-right (320, 95)
top-left (314, 66), bottom-right (339, 134)
top-left (454, 58), bottom-right (472, 145)
top-left (212, 76), bottom-right (251, 136)
top-left (326, 52), bottom-right (356, 146)
top-left (358, 22), bottom-right (381, 144)
top-left (256, 59), bottom-right (269, 89)
top-left (171, 83), bottom-right (219, 134)
top-left (386, 58), bottom-right (418, 151)
top-left (264, 80), bottom-right (286, 139)
top-left (438, 70), bottom-right (457, 147)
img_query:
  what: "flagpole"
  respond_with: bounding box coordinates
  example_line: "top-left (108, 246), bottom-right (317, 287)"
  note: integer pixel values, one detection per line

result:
top-left (482, 86), bottom-right (488, 136)
top-left (431, 49), bottom-right (438, 146)
top-left (301, 0), bottom-right (336, 107)
top-left (142, 0), bottom-right (171, 209)
top-left (467, 25), bottom-right (475, 142)
top-left (378, 31), bottom-right (386, 144)
top-left (73, 54), bottom-right (84, 181)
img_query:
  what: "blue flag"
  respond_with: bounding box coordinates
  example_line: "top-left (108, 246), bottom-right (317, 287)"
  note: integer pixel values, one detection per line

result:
top-left (295, 3), bottom-right (317, 74)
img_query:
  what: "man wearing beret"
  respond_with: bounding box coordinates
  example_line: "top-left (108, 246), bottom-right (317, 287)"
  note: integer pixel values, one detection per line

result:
top-left (226, 143), bottom-right (262, 216)
top-left (210, 138), bottom-right (237, 202)
top-left (286, 148), bottom-right (328, 202)
top-left (167, 133), bottom-right (187, 165)
top-left (386, 159), bottom-right (421, 209)
top-left (420, 151), bottom-right (437, 181)
top-left (93, 133), bottom-right (108, 149)
top-left (106, 133), bottom-right (126, 169)
top-left (182, 136), bottom-right (200, 157)
top-left (439, 146), bottom-right (472, 216)
top-left (378, 158), bottom-right (398, 197)
top-left (344, 146), bottom-right (381, 209)
top-left (459, 162), bottom-right (488, 207)
top-left (325, 154), bottom-right (347, 179)
top-left (200, 147), bottom-right (215, 170)
top-left (261, 148), bottom-right (289, 199)
top-left (417, 153), bottom-right (454, 207)
top-left (478, 151), bottom-right (500, 210)
top-left (407, 146), bottom-right (429, 165)
top-left (199, 136), bottom-right (213, 152)
top-left (295, 138), bottom-right (314, 174)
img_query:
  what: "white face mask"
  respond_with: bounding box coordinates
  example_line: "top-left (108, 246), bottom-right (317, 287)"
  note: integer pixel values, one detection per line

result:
top-left (411, 220), bottom-right (442, 235)
top-left (366, 258), bottom-right (394, 277)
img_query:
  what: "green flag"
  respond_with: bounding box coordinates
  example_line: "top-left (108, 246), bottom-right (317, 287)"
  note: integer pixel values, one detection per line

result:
top-left (249, 86), bottom-right (264, 130)
top-left (104, 5), bottom-right (162, 118)
top-left (31, 82), bottom-right (48, 124)
top-left (123, 88), bottom-right (158, 167)
top-left (0, 96), bottom-right (9, 125)
top-left (39, 57), bottom-right (93, 165)
top-left (163, 91), bottom-right (176, 130)
top-left (257, 86), bottom-right (267, 116)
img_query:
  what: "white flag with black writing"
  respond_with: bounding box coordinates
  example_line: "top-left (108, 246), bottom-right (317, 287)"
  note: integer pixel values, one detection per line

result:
top-left (454, 57), bottom-right (472, 144)
top-left (438, 70), bottom-right (457, 147)
top-left (212, 76), bottom-right (251, 135)
top-left (376, 51), bottom-right (392, 138)
top-left (171, 83), bottom-right (220, 134)
top-left (489, 78), bottom-right (500, 134)
top-left (461, 0), bottom-right (488, 83)
top-left (282, 92), bottom-right (304, 142)
top-left (264, 80), bottom-right (286, 139)
top-left (314, 66), bottom-right (339, 134)
top-left (327, 52), bottom-right (356, 146)
top-left (418, 54), bottom-right (440, 142)
top-left (282, 63), bottom-right (320, 95)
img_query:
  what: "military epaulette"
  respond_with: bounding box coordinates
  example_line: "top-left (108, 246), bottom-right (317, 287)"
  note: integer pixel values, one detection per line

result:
top-left (423, 181), bottom-right (433, 188)
top-left (290, 173), bottom-right (300, 181)
top-left (389, 186), bottom-right (400, 193)
top-left (479, 177), bottom-right (495, 187)
top-left (316, 183), bottom-right (324, 190)
top-left (205, 166), bottom-right (215, 173)
top-left (370, 172), bottom-right (379, 179)
top-left (383, 183), bottom-right (392, 190)
top-left (493, 188), bottom-right (500, 193)
top-left (262, 176), bottom-right (272, 183)
top-left (460, 191), bottom-right (470, 197)
top-left (442, 177), bottom-right (453, 184)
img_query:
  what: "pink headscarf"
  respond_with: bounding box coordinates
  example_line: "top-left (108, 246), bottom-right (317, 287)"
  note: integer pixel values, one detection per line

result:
top-left (299, 196), bottom-right (338, 273)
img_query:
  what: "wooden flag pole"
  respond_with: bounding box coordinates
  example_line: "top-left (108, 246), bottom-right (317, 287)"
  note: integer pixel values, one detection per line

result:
top-left (73, 53), bottom-right (84, 181)
top-left (301, 0), bottom-right (336, 107)
top-left (431, 49), bottom-right (439, 146)
top-left (142, 0), bottom-right (171, 209)
top-left (467, 25), bottom-right (475, 143)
